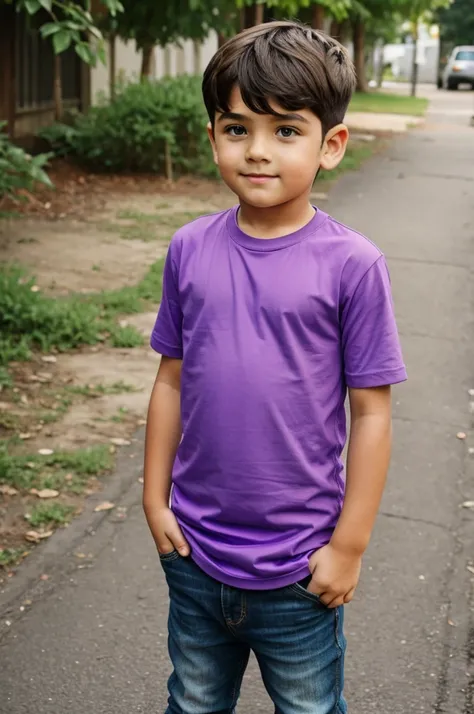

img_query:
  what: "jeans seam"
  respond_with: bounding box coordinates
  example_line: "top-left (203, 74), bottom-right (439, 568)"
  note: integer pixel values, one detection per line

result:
top-left (333, 607), bottom-right (344, 714)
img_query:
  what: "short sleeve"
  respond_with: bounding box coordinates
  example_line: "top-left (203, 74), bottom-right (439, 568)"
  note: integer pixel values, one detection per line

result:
top-left (150, 244), bottom-right (183, 359)
top-left (341, 255), bottom-right (407, 388)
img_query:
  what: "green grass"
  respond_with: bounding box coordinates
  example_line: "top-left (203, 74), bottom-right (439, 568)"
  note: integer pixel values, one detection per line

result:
top-left (28, 502), bottom-right (75, 528)
top-left (66, 381), bottom-right (138, 398)
top-left (103, 209), bottom-right (206, 242)
top-left (0, 547), bottom-right (28, 568)
top-left (109, 324), bottom-right (144, 348)
top-left (0, 444), bottom-right (114, 491)
top-left (111, 406), bottom-right (129, 423)
top-left (0, 259), bottom-right (164, 365)
top-left (349, 91), bottom-right (428, 117)
top-left (0, 367), bottom-right (13, 388)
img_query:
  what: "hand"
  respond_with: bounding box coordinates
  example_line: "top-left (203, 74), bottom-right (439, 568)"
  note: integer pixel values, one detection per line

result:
top-left (308, 543), bottom-right (362, 608)
top-left (144, 504), bottom-right (191, 557)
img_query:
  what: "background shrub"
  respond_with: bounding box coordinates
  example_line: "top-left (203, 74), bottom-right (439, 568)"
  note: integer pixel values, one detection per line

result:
top-left (0, 122), bottom-right (53, 200)
top-left (39, 76), bottom-right (216, 177)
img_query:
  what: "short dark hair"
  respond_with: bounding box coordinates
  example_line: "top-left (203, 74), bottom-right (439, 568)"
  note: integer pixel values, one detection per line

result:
top-left (202, 21), bottom-right (356, 136)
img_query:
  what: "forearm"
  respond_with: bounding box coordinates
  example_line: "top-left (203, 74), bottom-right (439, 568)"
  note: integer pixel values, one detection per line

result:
top-left (143, 359), bottom-right (182, 512)
top-left (331, 398), bottom-right (392, 555)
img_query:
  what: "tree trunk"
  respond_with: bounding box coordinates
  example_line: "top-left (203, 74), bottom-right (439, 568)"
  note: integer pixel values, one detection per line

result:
top-left (255, 2), bottom-right (265, 26)
top-left (410, 23), bottom-right (419, 97)
top-left (311, 4), bottom-right (325, 30)
top-left (141, 44), bottom-right (154, 80)
top-left (329, 20), bottom-right (341, 38)
top-left (53, 54), bottom-right (63, 121)
top-left (109, 32), bottom-right (116, 100)
top-left (353, 18), bottom-right (369, 93)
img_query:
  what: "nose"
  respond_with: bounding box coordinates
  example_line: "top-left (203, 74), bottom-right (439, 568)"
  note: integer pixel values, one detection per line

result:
top-left (245, 133), bottom-right (271, 163)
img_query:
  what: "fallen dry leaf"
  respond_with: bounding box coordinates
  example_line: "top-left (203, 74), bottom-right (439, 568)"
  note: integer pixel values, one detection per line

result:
top-left (137, 419), bottom-right (147, 426)
top-left (41, 355), bottom-right (57, 364)
top-left (65, 473), bottom-right (73, 481)
top-left (456, 432), bottom-right (467, 440)
top-left (40, 574), bottom-right (49, 581)
top-left (138, 477), bottom-right (144, 484)
top-left (75, 553), bottom-right (87, 559)
top-left (94, 501), bottom-right (115, 512)
top-left (30, 285), bottom-right (40, 293)
top-left (462, 501), bottom-right (474, 509)
top-left (38, 448), bottom-right (54, 456)
top-left (19, 433), bottom-right (32, 440)
top-left (36, 489), bottom-right (59, 499)
top-left (467, 565), bottom-right (474, 575)
top-left (447, 619), bottom-right (457, 627)
top-left (20, 394), bottom-right (28, 405)
top-left (25, 530), bottom-right (54, 543)
top-left (109, 438), bottom-right (131, 446)
top-left (0, 485), bottom-right (18, 496)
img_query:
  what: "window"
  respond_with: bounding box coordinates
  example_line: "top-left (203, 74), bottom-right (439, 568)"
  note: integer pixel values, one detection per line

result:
top-left (455, 50), bottom-right (474, 61)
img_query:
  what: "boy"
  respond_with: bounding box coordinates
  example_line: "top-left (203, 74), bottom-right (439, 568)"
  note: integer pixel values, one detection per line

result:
top-left (143, 21), bottom-right (406, 714)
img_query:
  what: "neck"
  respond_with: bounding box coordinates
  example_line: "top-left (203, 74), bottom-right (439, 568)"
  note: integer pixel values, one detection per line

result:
top-left (237, 194), bottom-right (315, 239)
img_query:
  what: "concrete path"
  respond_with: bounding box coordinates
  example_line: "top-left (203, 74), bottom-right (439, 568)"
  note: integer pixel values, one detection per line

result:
top-left (1, 89), bottom-right (473, 714)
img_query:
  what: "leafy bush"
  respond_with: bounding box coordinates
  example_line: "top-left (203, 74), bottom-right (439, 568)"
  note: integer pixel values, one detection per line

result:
top-left (37, 121), bottom-right (79, 157)
top-left (39, 76), bottom-right (216, 177)
top-left (0, 122), bottom-right (54, 199)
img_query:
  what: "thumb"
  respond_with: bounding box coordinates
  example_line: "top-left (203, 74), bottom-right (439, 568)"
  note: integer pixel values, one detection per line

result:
top-left (168, 524), bottom-right (191, 556)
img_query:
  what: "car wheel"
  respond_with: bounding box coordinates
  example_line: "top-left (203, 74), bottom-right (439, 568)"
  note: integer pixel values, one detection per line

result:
top-left (447, 78), bottom-right (458, 90)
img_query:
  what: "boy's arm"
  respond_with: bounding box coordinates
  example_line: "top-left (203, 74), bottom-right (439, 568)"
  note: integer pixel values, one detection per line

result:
top-left (143, 356), bottom-right (190, 557)
top-left (308, 385), bottom-right (392, 608)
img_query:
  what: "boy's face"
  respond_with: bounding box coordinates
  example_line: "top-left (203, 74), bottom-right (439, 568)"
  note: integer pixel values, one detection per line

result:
top-left (208, 86), bottom-right (348, 210)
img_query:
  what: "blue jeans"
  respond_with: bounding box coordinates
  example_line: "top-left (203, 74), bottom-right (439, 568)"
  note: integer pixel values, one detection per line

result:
top-left (160, 551), bottom-right (347, 714)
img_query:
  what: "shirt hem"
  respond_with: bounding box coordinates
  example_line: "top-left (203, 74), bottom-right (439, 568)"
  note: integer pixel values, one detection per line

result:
top-left (346, 367), bottom-right (407, 388)
top-left (189, 550), bottom-right (312, 591)
top-left (150, 333), bottom-right (183, 359)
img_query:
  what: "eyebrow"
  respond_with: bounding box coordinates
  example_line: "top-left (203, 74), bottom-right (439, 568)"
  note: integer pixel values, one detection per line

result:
top-left (217, 111), bottom-right (310, 124)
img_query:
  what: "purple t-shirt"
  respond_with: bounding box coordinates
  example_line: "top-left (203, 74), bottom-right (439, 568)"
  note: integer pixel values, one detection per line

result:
top-left (151, 206), bottom-right (406, 590)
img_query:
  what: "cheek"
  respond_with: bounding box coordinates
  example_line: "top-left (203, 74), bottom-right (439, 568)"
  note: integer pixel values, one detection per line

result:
top-left (279, 143), bottom-right (321, 178)
top-left (214, 140), bottom-right (243, 167)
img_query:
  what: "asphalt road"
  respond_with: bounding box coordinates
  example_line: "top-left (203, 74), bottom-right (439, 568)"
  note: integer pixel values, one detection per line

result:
top-left (1, 87), bottom-right (473, 714)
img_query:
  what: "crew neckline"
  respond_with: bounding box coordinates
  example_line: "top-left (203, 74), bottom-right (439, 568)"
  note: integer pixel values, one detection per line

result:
top-left (226, 204), bottom-right (328, 252)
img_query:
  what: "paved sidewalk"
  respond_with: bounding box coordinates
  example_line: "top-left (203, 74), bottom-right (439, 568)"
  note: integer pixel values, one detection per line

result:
top-left (0, 90), bottom-right (473, 714)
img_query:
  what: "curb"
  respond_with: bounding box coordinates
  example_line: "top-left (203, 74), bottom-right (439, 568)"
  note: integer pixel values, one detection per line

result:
top-left (0, 427), bottom-right (146, 620)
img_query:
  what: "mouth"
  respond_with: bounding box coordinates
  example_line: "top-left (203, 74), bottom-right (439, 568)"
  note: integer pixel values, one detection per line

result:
top-left (241, 174), bottom-right (278, 184)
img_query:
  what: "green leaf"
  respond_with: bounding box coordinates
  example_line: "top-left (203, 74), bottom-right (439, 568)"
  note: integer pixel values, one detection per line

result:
top-left (24, 0), bottom-right (41, 13)
top-left (38, 0), bottom-right (52, 11)
top-left (53, 30), bottom-right (72, 54)
top-left (75, 42), bottom-right (93, 65)
top-left (40, 22), bottom-right (60, 38)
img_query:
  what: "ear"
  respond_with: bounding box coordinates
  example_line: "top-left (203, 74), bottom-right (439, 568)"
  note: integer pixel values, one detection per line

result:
top-left (207, 122), bottom-right (219, 165)
top-left (319, 124), bottom-right (349, 172)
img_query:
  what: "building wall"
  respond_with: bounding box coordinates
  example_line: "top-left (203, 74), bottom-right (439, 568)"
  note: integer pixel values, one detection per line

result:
top-left (90, 32), bottom-right (219, 104)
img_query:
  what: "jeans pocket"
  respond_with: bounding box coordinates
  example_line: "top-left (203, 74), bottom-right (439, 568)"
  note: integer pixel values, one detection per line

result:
top-left (159, 549), bottom-right (180, 563)
top-left (289, 577), bottom-right (326, 607)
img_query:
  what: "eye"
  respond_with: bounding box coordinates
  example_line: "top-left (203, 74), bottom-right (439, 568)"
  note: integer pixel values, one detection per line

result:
top-left (224, 125), bottom-right (247, 137)
top-left (277, 127), bottom-right (298, 138)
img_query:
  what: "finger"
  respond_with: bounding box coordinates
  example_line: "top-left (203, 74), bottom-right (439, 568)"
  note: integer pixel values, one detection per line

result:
top-left (344, 588), bottom-right (356, 604)
top-left (156, 535), bottom-right (175, 555)
top-left (165, 526), bottom-right (191, 556)
top-left (326, 595), bottom-right (345, 609)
